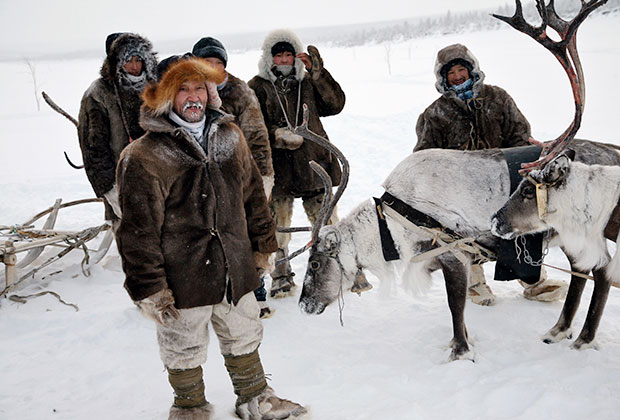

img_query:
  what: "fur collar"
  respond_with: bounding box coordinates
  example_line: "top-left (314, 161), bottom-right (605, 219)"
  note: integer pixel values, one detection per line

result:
top-left (433, 43), bottom-right (485, 101)
top-left (256, 28), bottom-right (306, 82)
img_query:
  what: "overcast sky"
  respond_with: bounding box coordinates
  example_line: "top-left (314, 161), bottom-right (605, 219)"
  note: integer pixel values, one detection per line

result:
top-left (1, 0), bottom-right (509, 56)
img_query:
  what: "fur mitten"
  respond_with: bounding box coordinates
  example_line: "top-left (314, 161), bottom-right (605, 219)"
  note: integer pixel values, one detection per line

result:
top-left (307, 45), bottom-right (323, 80)
top-left (103, 184), bottom-right (122, 218)
top-left (254, 251), bottom-right (275, 277)
top-left (274, 127), bottom-right (304, 150)
top-left (137, 288), bottom-right (180, 326)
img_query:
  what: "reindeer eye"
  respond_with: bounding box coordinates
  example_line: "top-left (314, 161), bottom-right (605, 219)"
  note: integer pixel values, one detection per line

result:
top-left (310, 260), bottom-right (321, 271)
top-left (522, 185), bottom-right (536, 199)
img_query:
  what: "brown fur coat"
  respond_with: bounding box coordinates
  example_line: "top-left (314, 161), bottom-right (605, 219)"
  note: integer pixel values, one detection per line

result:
top-left (248, 29), bottom-right (345, 198)
top-left (77, 33), bottom-right (157, 218)
top-left (414, 44), bottom-right (530, 152)
top-left (219, 72), bottom-right (274, 178)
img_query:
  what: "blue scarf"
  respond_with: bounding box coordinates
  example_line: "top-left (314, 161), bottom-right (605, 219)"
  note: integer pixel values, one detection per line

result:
top-left (449, 78), bottom-right (474, 101)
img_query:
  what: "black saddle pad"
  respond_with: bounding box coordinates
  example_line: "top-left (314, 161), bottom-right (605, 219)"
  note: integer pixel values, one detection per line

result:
top-left (493, 146), bottom-right (543, 284)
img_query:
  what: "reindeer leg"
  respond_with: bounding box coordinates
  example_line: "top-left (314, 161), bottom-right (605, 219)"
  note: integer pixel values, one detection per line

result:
top-left (572, 267), bottom-right (612, 350)
top-left (437, 253), bottom-right (473, 362)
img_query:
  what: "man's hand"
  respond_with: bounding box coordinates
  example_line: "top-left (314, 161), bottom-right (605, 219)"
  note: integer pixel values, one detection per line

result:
top-left (306, 45), bottom-right (323, 80)
top-left (254, 251), bottom-right (275, 277)
top-left (296, 52), bottom-right (312, 71)
top-left (274, 127), bottom-right (304, 150)
top-left (136, 288), bottom-right (180, 326)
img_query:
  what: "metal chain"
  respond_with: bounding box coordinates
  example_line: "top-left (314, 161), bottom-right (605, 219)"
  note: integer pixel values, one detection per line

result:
top-left (514, 230), bottom-right (551, 267)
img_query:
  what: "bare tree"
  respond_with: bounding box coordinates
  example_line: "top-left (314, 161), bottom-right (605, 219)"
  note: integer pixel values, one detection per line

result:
top-left (24, 58), bottom-right (41, 111)
top-left (384, 42), bottom-right (392, 75)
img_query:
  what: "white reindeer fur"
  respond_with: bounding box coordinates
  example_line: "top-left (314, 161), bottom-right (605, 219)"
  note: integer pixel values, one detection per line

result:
top-left (536, 161), bottom-right (620, 279)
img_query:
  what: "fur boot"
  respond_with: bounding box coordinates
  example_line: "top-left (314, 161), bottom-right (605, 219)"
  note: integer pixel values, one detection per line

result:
top-left (519, 267), bottom-right (568, 302)
top-left (169, 404), bottom-right (213, 420)
top-left (167, 366), bottom-right (209, 419)
top-left (468, 264), bottom-right (495, 306)
top-left (235, 385), bottom-right (308, 420)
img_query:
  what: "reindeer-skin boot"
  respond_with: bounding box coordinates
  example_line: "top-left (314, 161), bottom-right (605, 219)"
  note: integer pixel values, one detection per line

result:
top-left (225, 350), bottom-right (308, 420)
top-left (270, 248), bottom-right (296, 298)
top-left (167, 366), bottom-right (213, 420)
top-left (468, 264), bottom-right (496, 306)
top-left (520, 267), bottom-right (568, 302)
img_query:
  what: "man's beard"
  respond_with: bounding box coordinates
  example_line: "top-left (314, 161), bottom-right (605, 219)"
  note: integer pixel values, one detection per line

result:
top-left (274, 64), bottom-right (294, 77)
top-left (182, 100), bottom-right (205, 122)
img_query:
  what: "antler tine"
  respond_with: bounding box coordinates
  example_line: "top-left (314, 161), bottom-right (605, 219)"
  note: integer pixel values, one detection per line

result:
top-left (493, 0), bottom-right (608, 173)
top-left (295, 104), bottom-right (350, 230)
top-left (274, 163), bottom-right (332, 266)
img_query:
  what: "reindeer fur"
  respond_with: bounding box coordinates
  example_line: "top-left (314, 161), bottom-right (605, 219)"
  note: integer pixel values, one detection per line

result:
top-left (492, 152), bottom-right (620, 349)
top-left (299, 141), bottom-right (620, 361)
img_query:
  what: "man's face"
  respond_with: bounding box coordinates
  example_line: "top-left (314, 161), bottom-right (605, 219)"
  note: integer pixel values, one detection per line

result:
top-left (273, 51), bottom-right (295, 66)
top-left (173, 80), bottom-right (208, 123)
top-left (203, 57), bottom-right (225, 72)
top-left (123, 56), bottom-right (143, 76)
top-left (446, 64), bottom-right (470, 87)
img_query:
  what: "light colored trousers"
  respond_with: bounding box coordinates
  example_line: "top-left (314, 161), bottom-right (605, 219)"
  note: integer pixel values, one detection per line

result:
top-left (156, 292), bottom-right (263, 370)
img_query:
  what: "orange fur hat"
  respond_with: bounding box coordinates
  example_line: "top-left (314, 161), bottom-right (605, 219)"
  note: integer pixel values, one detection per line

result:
top-left (142, 57), bottom-right (226, 116)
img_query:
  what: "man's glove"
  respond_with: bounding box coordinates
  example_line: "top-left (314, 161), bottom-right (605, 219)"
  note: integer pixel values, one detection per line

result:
top-left (103, 184), bottom-right (122, 218)
top-left (254, 251), bottom-right (275, 277)
top-left (136, 288), bottom-right (180, 326)
top-left (307, 45), bottom-right (324, 80)
top-left (274, 127), bottom-right (304, 150)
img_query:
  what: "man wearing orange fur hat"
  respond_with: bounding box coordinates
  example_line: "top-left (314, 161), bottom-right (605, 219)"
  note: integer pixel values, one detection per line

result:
top-left (116, 56), bottom-right (307, 420)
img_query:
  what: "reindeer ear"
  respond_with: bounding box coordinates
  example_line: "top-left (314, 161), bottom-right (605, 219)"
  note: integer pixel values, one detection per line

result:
top-left (542, 154), bottom-right (571, 184)
top-left (322, 230), bottom-right (341, 255)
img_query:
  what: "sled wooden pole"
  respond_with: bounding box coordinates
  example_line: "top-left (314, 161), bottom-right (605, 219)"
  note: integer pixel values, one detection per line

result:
top-left (2, 241), bottom-right (17, 290)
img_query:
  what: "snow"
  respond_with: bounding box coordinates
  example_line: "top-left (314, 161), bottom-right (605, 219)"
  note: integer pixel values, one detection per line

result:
top-left (2, 14), bottom-right (620, 420)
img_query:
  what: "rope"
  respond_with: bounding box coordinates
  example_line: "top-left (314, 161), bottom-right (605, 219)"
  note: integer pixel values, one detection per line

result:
top-left (270, 80), bottom-right (302, 131)
top-left (112, 82), bottom-right (133, 142)
top-left (9, 290), bottom-right (79, 311)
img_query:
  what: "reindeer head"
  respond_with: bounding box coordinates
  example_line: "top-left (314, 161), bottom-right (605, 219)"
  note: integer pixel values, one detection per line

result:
top-left (299, 225), bottom-right (358, 314)
top-left (491, 150), bottom-right (575, 239)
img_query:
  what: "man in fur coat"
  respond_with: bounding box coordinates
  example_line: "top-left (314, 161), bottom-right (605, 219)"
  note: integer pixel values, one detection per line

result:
top-left (248, 29), bottom-right (353, 298)
top-left (77, 32), bottom-right (157, 223)
top-left (116, 57), bottom-right (307, 420)
top-left (414, 43), bottom-right (567, 305)
top-left (192, 37), bottom-right (275, 318)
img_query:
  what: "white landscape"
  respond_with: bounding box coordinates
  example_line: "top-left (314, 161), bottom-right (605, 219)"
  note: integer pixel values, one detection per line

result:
top-left (1, 10), bottom-right (620, 420)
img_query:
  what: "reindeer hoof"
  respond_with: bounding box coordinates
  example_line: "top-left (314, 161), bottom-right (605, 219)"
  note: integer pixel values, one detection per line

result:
top-left (571, 338), bottom-right (599, 351)
top-left (542, 328), bottom-right (572, 344)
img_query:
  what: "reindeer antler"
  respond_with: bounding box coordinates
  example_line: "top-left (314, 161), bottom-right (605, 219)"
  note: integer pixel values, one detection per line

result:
top-left (493, 0), bottom-right (607, 173)
top-left (275, 104), bottom-right (350, 266)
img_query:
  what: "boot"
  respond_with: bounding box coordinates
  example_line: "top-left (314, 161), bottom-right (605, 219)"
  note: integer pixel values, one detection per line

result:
top-left (350, 269), bottom-right (373, 295)
top-left (169, 404), bottom-right (213, 420)
top-left (468, 264), bottom-right (495, 306)
top-left (519, 267), bottom-right (568, 302)
top-left (235, 385), bottom-right (308, 420)
top-left (270, 274), bottom-right (296, 298)
top-left (167, 366), bottom-right (211, 420)
top-left (258, 301), bottom-right (275, 319)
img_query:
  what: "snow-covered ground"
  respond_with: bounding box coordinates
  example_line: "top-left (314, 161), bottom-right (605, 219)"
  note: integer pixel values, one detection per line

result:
top-left (1, 14), bottom-right (620, 420)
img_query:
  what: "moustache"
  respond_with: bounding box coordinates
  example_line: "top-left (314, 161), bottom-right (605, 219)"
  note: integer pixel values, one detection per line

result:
top-left (182, 101), bottom-right (204, 113)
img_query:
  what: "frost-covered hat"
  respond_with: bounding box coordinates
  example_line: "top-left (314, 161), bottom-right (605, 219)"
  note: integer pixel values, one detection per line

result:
top-left (105, 32), bottom-right (126, 56)
top-left (257, 28), bottom-right (305, 82)
top-left (142, 57), bottom-right (225, 116)
top-left (434, 44), bottom-right (485, 98)
top-left (192, 37), bottom-right (228, 67)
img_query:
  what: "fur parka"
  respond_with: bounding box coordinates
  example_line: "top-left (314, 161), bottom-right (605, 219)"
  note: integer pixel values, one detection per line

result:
top-left (218, 72), bottom-right (274, 178)
top-left (248, 29), bottom-right (345, 198)
top-left (77, 33), bottom-right (157, 218)
top-left (117, 109), bottom-right (277, 308)
top-left (414, 43), bottom-right (530, 152)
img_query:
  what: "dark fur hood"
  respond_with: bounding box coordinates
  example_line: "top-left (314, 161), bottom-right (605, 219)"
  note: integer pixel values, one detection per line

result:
top-left (100, 33), bottom-right (158, 89)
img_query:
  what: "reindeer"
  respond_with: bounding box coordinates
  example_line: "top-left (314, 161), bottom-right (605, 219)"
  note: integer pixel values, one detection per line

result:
top-left (295, 0), bottom-right (616, 361)
top-left (491, 151), bottom-right (620, 349)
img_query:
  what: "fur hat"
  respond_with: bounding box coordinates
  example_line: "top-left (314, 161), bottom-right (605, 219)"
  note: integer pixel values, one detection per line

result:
top-left (257, 28), bottom-right (305, 82)
top-left (192, 37), bottom-right (228, 67)
top-left (105, 32), bottom-right (126, 56)
top-left (142, 57), bottom-right (226, 116)
top-left (433, 44), bottom-right (485, 98)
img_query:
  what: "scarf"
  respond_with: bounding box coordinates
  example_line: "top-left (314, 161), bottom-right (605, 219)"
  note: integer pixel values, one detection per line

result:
top-left (449, 78), bottom-right (474, 101)
top-left (169, 110), bottom-right (206, 147)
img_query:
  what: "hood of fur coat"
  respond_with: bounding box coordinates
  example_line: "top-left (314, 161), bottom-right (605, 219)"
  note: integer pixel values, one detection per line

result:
top-left (434, 43), bottom-right (485, 99)
top-left (100, 33), bottom-right (158, 91)
top-left (256, 28), bottom-right (306, 82)
top-left (141, 57), bottom-right (226, 118)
